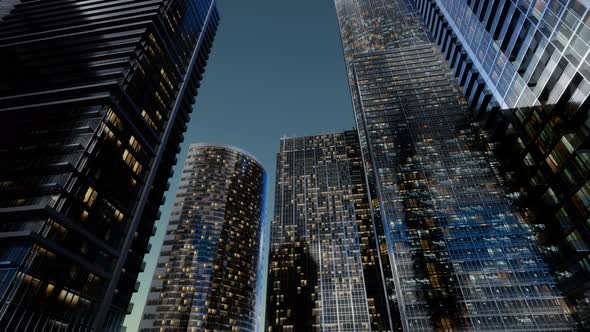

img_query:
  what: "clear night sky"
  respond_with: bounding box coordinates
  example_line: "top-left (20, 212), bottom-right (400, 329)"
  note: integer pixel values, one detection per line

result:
top-left (123, 0), bottom-right (354, 330)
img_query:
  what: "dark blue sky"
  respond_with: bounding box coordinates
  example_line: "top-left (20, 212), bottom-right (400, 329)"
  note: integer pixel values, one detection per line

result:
top-left (124, 0), bottom-right (353, 330)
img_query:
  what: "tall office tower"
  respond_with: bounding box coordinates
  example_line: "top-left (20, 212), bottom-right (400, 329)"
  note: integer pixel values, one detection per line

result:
top-left (267, 131), bottom-right (392, 331)
top-left (410, 0), bottom-right (590, 323)
top-left (140, 144), bottom-right (266, 332)
top-left (0, 0), bottom-right (218, 330)
top-left (334, 0), bottom-right (575, 330)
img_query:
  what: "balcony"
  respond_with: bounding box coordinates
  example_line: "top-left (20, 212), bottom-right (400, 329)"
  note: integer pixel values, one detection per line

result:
top-left (127, 302), bottom-right (134, 314)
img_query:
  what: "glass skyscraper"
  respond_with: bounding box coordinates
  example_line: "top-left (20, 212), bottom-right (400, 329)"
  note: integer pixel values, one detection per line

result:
top-left (331, 0), bottom-right (575, 330)
top-left (0, 0), bottom-right (218, 330)
top-left (267, 131), bottom-right (391, 331)
top-left (140, 144), bottom-right (266, 331)
top-left (411, 0), bottom-right (590, 325)
top-left (413, 0), bottom-right (590, 110)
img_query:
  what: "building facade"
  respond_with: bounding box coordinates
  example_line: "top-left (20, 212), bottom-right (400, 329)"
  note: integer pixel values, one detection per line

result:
top-left (333, 0), bottom-right (575, 330)
top-left (267, 131), bottom-right (392, 331)
top-left (411, 0), bottom-right (590, 324)
top-left (413, 0), bottom-right (590, 111)
top-left (0, 0), bottom-right (219, 330)
top-left (482, 104), bottom-right (590, 326)
top-left (140, 144), bottom-right (266, 331)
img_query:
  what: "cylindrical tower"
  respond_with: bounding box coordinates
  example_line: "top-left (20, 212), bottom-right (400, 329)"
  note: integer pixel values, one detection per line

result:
top-left (140, 143), bottom-right (266, 331)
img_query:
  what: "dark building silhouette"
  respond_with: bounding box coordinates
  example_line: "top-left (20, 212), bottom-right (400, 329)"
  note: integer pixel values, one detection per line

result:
top-left (267, 242), bottom-right (319, 331)
top-left (140, 144), bottom-right (266, 331)
top-left (0, 0), bottom-right (219, 330)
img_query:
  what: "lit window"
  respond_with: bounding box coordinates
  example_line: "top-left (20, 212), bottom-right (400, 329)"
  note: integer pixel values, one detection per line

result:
top-left (83, 187), bottom-right (98, 207)
top-left (129, 136), bottom-right (142, 153)
top-left (141, 110), bottom-right (158, 131)
top-left (122, 149), bottom-right (143, 175)
top-left (114, 209), bottom-right (124, 222)
top-left (106, 109), bottom-right (123, 129)
top-left (160, 68), bottom-right (174, 90)
top-left (45, 284), bottom-right (55, 297)
top-left (102, 124), bottom-right (115, 141)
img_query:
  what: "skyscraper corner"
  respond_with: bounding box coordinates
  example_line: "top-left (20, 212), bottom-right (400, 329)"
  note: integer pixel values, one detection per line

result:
top-left (0, 0), bottom-right (219, 330)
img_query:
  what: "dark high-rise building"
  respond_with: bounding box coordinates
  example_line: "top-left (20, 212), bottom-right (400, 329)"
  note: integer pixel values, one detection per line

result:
top-left (267, 131), bottom-right (392, 331)
top-left (330, 0), bottom-right (576, 330)
top-left (140, 144), bottom-right (266, 331)
top-left (410, 0), bottom-right (590, 324)
top-left (0, 0), bottom-right (218, 330)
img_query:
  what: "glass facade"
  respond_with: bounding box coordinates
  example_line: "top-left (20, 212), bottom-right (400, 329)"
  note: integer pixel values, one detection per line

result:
top-left (140, 144), bottom-right (266, 332)
top-left (333, 0), bottom-right (575, 330)
top-left (482, 104), bottom-right (590, 327)
top-left (412, 0), bottom-right (590, 325)
top-left (414, 0), bottom-right (590, 110)
top-left (267, 131), bottom-right (392, 331)
top-left (0, 0), bottom-right (218, 330)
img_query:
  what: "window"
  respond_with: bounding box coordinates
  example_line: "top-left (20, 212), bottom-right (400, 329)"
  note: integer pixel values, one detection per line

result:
top-left (114, 209), bottom-right (124, 222)
top-left (122, 149), bottom-right (143, 175)
top-left (572, 181), bottom-right (590, 215)
top-left (106, 109), bottom-right (123, 129)
top-left (555, 208), bottom-right (572, 229)
top-left (129, 136), bottom-right (142, 153)
top-left (566, 231), bottom-right (589, 252)
top-left (141, 110), bottom-right (158, 131)
top-left (83, 187), bottom-right (98, 207)
top-left (542, 188), bottom-right (559, 205)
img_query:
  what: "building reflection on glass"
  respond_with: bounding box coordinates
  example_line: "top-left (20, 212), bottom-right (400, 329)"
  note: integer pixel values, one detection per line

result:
top-left (482, 103), bottom-right (590, 327)
top-left (410, 0), bottom-right (590, 326)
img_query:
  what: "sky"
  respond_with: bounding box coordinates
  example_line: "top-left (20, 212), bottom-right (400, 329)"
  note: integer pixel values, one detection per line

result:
top-left (123, 0), bottom-right (354, 330)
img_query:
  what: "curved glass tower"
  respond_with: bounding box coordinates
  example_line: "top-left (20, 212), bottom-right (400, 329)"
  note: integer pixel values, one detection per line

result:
top-left (140, 144), bottom-right (266, 331)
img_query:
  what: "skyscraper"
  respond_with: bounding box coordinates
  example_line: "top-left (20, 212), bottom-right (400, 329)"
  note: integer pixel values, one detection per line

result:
top-left (411, 0), bottom-right (590, 323)
top-left (331, 0), bottom-right (575, 330)
top-left (267, 131), bottom-right (391, 331)
top-left (140, 144), bottom-right (266, 331)
top-left (413, 0), bottom-right (590, 111)
top-left (0, 0), bottom-right (218, 330)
